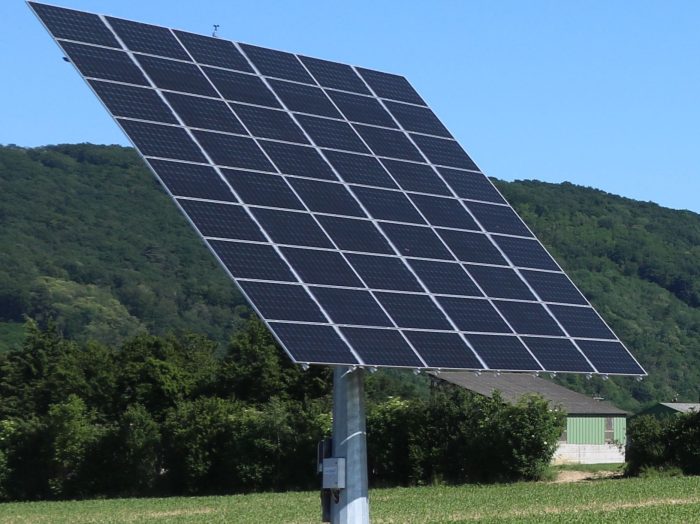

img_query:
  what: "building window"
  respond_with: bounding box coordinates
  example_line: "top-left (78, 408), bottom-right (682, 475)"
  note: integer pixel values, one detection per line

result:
top-left (604, 417), bottom-right (614, 443)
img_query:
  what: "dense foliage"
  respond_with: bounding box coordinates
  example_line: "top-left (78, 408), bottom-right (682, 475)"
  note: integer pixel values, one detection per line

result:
top-left (0, 322), bottom-right (562, 501)
top-left (2, 144), bottom-right (700, 410)
top-left (626, 411), bottom-right (700, 476)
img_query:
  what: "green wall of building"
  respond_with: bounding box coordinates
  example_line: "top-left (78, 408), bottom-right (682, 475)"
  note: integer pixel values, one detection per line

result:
top-left (565, 416), bottom-right (626, 445)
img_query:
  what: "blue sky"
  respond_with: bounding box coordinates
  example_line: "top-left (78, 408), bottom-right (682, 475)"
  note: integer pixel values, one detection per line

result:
top-left (3, 1), bottom-right (699, 213)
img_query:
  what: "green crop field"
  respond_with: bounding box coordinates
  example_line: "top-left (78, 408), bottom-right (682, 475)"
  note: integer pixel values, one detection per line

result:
top-left (1, 476), bottom-right (699, 523)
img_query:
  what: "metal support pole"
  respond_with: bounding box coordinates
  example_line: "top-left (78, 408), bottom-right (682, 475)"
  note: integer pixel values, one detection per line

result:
top-left (331, 366), bottom-right (369, 524)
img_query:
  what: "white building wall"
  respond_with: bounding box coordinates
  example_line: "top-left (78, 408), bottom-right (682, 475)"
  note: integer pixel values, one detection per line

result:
top-left (552, 443), bottom-right (625, 465)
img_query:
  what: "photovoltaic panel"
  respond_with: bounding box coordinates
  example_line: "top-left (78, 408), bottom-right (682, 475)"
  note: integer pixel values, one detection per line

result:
top-left (147, 159), bottom-right (236, 201)
top-left (89, 80), bottom-right (177, 123)
top-left (404, 331), bottom-right (481, 369)
top-left (280, 247), bottom-right (363, 287)
top-left (340, 327), bottom-right (423, 367)
top-left (209, 240), bottom-right (296, 281)
top-left (299, 55), bottom-right (371, 94)
top-left (173, 30), bottom-right (253, 72)
top-left (32, 3), bottom-right (120, 48)
top-left (59, 42), bottom-right (148, 85)
top-left (135, 55), bottom-right (217, 97)
top-left (203, 67), bottom-right (281, 107)
top-left (222, 170), bottom-right (303, 209)
top-left (381, 159), bottom-right (452, 196)
top-left (31, 1), bottom-right (645, 376)
top-left (268, 79), bottom-right (342, 118)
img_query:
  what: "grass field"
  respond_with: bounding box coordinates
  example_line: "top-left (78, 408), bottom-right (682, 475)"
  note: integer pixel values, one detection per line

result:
top-left (1, 475), bottom-right (699, 523)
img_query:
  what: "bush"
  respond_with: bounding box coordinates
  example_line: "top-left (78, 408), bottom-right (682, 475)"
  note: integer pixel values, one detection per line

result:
top-left (627, 411), bottom-right (700, 476)
top-left (367, 385), bottom-right (565, 486)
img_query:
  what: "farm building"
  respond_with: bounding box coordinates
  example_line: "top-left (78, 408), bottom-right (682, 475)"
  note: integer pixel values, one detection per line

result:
top-left (637, 402), bottom-right (700, 418)
top-left (434, 372), bottom-right (628, 464)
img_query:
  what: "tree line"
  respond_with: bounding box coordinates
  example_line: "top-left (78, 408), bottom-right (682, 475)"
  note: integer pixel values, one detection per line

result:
top-left (0, 319), bottom-right (564, 501)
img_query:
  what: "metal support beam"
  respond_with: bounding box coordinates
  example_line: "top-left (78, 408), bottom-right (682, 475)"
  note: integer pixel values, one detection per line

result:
top-left (331, 366), bottom-right (369, 524)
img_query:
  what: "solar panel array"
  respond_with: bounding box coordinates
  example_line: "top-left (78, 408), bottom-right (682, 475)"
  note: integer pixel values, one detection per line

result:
top-left (30, 2), bottom-right (646, 376)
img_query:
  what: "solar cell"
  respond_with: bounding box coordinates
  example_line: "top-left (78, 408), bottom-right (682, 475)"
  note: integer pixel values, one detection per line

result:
top-left (409, 194), bottom-right (479, 230)
top-left (381, 223), bottom-right (452, 260)
top-left (299, 56), bottom-right (371, 94)
top-left (437, 230), bottom-right (506, 265)
top-left (106, 17), bottom-right (190, 60)
top-left (407, 259), bottom-right (482, 297)
top-left (251, 208), bottom-right (333, 248)
top-left (178, 200), bottom-right (264, 240)
top-left (437, 297), bottom-right (511, 333)
top-left (467, 202), bottom-right (533, 237)
top-left (30, 3), bottom-right (645, 375)
top-left (268, 79), bottom-right (341, 118)
top-left (296, 115), bottom-right (369, 153)
top-left (164, 92), bottom-right (246, 134)
top-left (375, 292), bottom-right (451, 330)
top-left (354, 124), bottom-right (424, 162)
top-left (324, 151), bottom-right (398, 188)
top-left (240, 43), bottom-right (315, 84)
top-left (222, 169), bottom-right (303, 209)
top-left (340, 328), bottom-right (423, 367)
top-left (203, 67), bottom-right (281, 107)
top-left (118, 119), bottom-right (205, 162)
top-left (192, 130), bottom-right (273, 171)
top-left (466, 265), bottom-right (535, 300)
top-left (493, 235), bottom-right (559, 270)
top-left (549, 305), bottom-right (616, 339)
top-left (268, 323), bottom-right (358, 365)
top-left (576, 340), bottom-right (645, 375)
top-left (231, 104), bottom-right (309, 144)
top-left (147, 159), bottom-right (236, 201)
top-left (493, 300), bottom-right (564, 336)
top-left (465, 335), bottom-right (541, 371)
top-left (356, 68), bottom-right (426, 105)
top-left (311, 288), bottom-right (392, 327)
top-left (317, 216), bottom-right (394, 254)
top-left (59, 42), bottom-right (149, 85)
top-left (240, 282), bottom-right (327, 322)
top-left (345, 254), bottom-right (422, 292)
top-left (89, 80), bottom-right (177, 123)
top-left (209, 240), bottom-right (296, 281)
top-left (288, 178), bottom-right (366, 217)
top-left (520, 270), bottom-right (588, 305)
top-left (412, 134), bottom-right (479, 170)
top-left (385, 101), bottom-right (451, 138)
top-left (173, 30), bottom-right (253, 72)
top-left (327, 90), bottom-right (396, 128)
top-left (438, 167), bottom-right (506, 203)
top-left (259, 141), bottom-right (336, 180)
top-left (136, 55), bottom-right (217, 96)
top-left (280, 247), bottom-right (363, 287)
top-left (30, 3), bottom-right (120, 48)
top-left (404, 331), bottom-right (482, 369)
top-left (352, 186), bottom-right (425, 224)
top-left (521, 337), bottom-right (593, 373)
top-left (380, 159), bottom-right (451, 196)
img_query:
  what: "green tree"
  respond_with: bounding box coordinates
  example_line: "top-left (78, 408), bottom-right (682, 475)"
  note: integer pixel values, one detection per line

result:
top-left (46, 394), bottom-right (106, 497)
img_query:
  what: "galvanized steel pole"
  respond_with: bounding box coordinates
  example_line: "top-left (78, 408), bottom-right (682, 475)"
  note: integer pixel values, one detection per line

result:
top-left (331, 367), bottom-right (370, 524)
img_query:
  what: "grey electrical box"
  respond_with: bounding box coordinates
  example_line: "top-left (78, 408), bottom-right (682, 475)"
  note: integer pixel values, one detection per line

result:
top-left (322, 458), bottom-right (346, 489)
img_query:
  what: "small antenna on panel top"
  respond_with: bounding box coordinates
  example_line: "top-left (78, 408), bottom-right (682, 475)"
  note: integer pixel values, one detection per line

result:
top-left (212, 24), bottom-right (220, 37)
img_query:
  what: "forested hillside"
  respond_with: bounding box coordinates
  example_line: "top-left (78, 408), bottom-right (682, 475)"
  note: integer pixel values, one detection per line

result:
top-left (1, 144), bottom-right (699, 410)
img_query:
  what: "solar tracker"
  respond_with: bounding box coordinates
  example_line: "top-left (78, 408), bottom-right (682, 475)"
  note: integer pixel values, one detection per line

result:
top-left (30, 2), bottom-right (646, 376)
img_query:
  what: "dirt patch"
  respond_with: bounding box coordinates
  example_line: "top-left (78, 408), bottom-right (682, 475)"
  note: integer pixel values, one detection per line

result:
top-left (554, 469), bottom-right (620, 483)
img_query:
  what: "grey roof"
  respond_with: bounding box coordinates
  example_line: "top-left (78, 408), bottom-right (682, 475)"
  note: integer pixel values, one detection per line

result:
top-left (659, 403), bottom-right (700, 413)
top-left (434, 372), bottom-right (628, 416)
